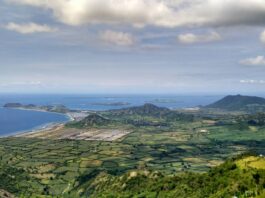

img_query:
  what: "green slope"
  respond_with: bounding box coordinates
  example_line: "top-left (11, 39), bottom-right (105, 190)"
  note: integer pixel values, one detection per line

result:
top-left (206, 95), bottom-right (265, 111)
top-left (87, 155), bottom-right (265, 198)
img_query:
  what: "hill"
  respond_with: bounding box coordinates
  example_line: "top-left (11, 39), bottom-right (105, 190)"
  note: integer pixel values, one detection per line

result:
top-left (206, 95), bottom-right (265, 111)
top-left (107, 103), bottom-right (194, 122)
top-left (110, 103), bottom-right (170, 116)
top-left (66, 113), bottom-right (110, 128)
top-left (87, 155), bottom-right (265, 198)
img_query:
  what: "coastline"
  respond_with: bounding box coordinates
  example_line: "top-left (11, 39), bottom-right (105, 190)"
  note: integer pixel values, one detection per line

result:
top-left (0, 107), bottom-right (72, 138)
top-left (3, 107), bottom-right (79, 121)
top-left (13, 122), bottom-right (65, 138)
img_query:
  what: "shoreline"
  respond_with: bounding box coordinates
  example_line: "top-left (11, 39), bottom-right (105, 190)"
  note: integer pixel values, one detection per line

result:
top-left (0, 107), bottom-right (72, 138)
top-left (0, 122), bottom-right (65, 138)
top-left (13, 122), bottom-right (65, 138)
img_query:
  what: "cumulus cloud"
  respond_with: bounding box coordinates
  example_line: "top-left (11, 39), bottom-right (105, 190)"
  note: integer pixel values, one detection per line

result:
top-left (261, 30), bottom-right (265, 44)
top-left (5, 22), bottom-right (57, 34)
top-left (240, 56), bottom-right (265, 66)
top-left (8, 0), bottom-right (265, 28)
top-left (178, 32), bottom-right (221, 44)
top-left (99, 30), bottom-right (135, 46)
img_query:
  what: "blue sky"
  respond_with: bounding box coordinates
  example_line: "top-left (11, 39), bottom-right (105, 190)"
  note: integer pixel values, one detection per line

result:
top-left (1, 0), bottom-right (265, 94)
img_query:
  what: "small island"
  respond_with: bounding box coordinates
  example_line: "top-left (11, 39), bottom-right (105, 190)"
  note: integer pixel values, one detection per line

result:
top-left (91, 102), bottom-right (131, 106)
top-left (4, 103), bottom-right (70, 113)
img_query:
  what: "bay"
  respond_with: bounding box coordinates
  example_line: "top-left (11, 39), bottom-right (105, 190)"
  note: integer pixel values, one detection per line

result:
top-left (0, 108), bottom-right (69, 136)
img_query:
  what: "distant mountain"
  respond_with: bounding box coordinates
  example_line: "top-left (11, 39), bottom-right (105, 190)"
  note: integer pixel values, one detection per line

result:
top-left (107, 103), bottom-right (194, 122)
top-left (68, 104), bottom-right (194, 129)
top-left (110, 103), bottom-right (170, 116)
top-left (206, 95), bottom-right (265, 111)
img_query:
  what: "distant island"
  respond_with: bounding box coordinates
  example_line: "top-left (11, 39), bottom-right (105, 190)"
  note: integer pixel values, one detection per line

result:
top-left (145, 99), bottom-right (182, 104)
top-left (4, 103), bottom-right (70, 114)
top-left (91, 102), bottom-right (130, 106)
top-left (205, 94), bottom-right (265, 113)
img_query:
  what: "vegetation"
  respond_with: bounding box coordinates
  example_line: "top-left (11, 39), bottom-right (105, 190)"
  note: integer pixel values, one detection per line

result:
top-left (0, 102), bottom-right (265, 197)
top-left (205, 94), bottom-right (265, 112)
top-left (66, 113), bottom-right (112, 128)
top-left (89, 155), bottom-right (265, 198)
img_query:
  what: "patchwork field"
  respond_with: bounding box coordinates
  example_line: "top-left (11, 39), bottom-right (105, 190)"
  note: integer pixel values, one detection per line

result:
top-left (1, 104), bottom-right (265, 197)
top-left (1, 117), bottom-right (265, 196)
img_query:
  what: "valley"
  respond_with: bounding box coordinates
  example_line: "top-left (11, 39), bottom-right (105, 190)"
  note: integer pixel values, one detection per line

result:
top-left (0, 95), bottom-right (265, 197)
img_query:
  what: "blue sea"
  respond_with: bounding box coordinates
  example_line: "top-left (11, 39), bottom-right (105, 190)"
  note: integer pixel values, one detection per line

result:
top-left (0, 108), bottom-right (69, 137)
top-left (0, 94), bottom-right (224, 136)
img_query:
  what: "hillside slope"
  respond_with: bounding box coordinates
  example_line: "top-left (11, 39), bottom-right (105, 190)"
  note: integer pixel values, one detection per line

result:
top-left (66, 113), bottom-right (111, 128)
top-left (109, 103), bottom-right (170, 116)
top-left (86, 155), bottom-right (265, 198)
top-left (206, 95), bottom-right (265, 111)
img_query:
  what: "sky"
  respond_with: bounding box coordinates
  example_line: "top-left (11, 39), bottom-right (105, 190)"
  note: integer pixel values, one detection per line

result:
top-left (1, 0), bottom-right (265, 94)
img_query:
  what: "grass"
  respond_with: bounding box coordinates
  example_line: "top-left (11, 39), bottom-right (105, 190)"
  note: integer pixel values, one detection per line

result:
top-left (236, 156), bottom-right (265, 170)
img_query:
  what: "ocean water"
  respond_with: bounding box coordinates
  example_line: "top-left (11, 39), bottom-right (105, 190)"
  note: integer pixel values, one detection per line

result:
top-left (0, 94), bottom-right (223, 111)
top-left (0, 94), bottom-right (224, 136)
top-left (0, 108), bottom-right (69, 137)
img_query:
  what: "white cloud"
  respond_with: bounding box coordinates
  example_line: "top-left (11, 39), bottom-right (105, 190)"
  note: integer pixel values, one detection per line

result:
top-left (240, 80), bottom-right (265, 84)
top-left (178, 32), bottom-right (221, 44)
top-left (4, 22), bottom-right (57, 34)
top-left (8, 0), bottom-right (265, 28)
top-left (240, 56), bottom-right (265, 66)
top-left (99, 30), bottom-right (135, 46)
top-left (261, 30), bottom-right (265, 44)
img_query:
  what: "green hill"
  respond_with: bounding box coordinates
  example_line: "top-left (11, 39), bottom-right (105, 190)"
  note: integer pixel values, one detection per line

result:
top-left (206, 95), bottom-right (265, 112)
top-left (86, 155), bottom-right (265, 198)
top-left (66, 113), bottom-right (111, 128)
top-left (107, 103), bottom-right (194, 122)
top-left (110, 103), bottom-right (170, 117)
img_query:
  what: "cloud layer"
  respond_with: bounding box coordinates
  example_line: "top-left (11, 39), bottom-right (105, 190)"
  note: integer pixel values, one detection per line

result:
top-left (8, 0), bottom-right (265, 28)
top-left (100, 30), bottom-right (135, 46)
top-left (5, 22), bottom-right (57, 34)
top-left (178, 32), bottom-right (221, 44)
top-left (240, 56), bottom-right (265, 66)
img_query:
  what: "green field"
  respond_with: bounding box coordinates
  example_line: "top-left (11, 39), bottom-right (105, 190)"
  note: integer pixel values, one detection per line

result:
top-left (0, 106), bottom-right (265, 197)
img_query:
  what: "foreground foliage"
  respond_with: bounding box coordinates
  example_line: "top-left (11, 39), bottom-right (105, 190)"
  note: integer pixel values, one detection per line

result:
top-left (1, 155), bottom-right (264, 197)
top-left (88, 155), bottom-right (265, 198)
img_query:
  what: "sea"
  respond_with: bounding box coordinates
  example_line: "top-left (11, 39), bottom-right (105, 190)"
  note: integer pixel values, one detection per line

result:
top-left (0, 94), bottom-right (224, 136)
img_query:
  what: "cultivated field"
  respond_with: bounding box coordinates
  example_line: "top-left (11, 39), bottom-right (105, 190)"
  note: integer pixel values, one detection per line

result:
top-left (1, 109), bottom-right (265, 197)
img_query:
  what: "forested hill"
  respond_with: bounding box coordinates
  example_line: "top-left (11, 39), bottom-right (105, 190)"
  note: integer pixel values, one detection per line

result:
top-left (206, 95), bottom-right (265, 112)
top-left (81, 155), bottom-right (265, 198)
top-left (109, 103), bottom-right (170, 116)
